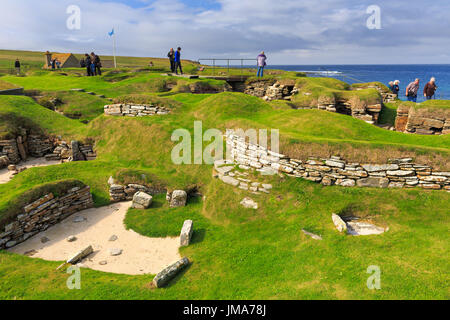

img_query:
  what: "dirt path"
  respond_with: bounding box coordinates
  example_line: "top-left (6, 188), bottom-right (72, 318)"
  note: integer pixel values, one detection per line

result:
top-left (0, 157), bottom-right (61, 184)
top-left (9, 202), bottom-right (181, 275)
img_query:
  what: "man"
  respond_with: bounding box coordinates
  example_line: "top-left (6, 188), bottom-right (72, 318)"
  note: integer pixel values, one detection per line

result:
top-left (85, 54), bottom-right (92, 76)
top-left (405, 78), bottom-right (420, 103)
top-left (257, 51), bottom-right (267, 77)
top-left (167, 48), bottom-right (175, 73)
top-left (14, 59), bottom-right (20, 75)
top-left (92, 52), bottom-right (102, 76)
top-left (392, 80), bottom-right (400, 97)
top-left (174, 47), bottom-right (182, 75)
top-left (423, 77), bottom-right (437, 100)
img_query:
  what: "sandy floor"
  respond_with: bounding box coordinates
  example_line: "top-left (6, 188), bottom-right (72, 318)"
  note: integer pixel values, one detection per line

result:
top-left (9, 202), bottom-right (181, 275)
top-left (0, 157), bottom-right (61, 184)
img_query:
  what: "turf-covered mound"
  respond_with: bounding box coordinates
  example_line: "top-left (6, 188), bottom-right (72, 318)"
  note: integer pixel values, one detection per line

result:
top-left (113, 94), bottom-right (182, 110)
top-left (0, 79), bottom-right (19, 91)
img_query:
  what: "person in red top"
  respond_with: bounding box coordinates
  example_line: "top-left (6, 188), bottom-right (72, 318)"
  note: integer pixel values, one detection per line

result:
top-left (423, 77), bottom-right (437, 100)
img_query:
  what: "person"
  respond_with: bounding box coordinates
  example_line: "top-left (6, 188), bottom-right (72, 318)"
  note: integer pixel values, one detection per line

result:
top-left (149, 61), bottom-right (154, 67)
top-left (55, 59), bottom-right (61, 69)
top-left (90, 52), bottom-right (97, 76)
top-left (405, 78), bottom-right (420, 102)
top-left (85, 54), bottom-right (92, 76)
top-left (167, 48), bottom-right (175, 73)
top-left (388, 81), bottom-right (394, 92)
top-left (392, 80), bottom-right (400, 96)
top-left (174, 47), bottom-right (183, 75)
top-left (92, 52), bottom-right (102, 76)
top-left (51, 58), bottom-right (56, 70)
top-left (257, 51), bottom-right (267, 77)
top-left (14, 59), bottom-right (20, 75)
top-left (423, 77), bottom-right (437, 100)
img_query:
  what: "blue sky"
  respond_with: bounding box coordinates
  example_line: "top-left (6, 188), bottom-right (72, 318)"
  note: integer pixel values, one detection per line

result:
top-left (1, 0), bottom-right (449, 64)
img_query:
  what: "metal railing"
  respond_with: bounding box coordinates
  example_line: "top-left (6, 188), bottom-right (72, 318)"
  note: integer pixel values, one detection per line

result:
top-left (198, 59), bottom-right (257, 77)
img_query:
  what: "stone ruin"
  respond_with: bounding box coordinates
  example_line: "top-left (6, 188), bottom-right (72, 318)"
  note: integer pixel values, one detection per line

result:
top-left (395, 104), bottom-right (450, 135)
top-left (226, 130), bottom-right (450, 191)
top-left (0, 131), bottom-right (96, 169)
top-left (0, 185), bottom-right (94, 250)
top-left (104, 104), bottom-right (170, 117)
top-left (244, 79), bottom-right (298, 102)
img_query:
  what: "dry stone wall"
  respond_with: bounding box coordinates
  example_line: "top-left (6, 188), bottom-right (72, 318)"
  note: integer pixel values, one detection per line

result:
top-left (0, 185), bottom-right (94, 250)
top-left (395, 105), bottom-right (450, 135)
top-left (108, 177), bottom-right (166, 202)
top-left (226, 130), bottom-right (450, 191)
top-left (104, 104), bottom-right (170, 117)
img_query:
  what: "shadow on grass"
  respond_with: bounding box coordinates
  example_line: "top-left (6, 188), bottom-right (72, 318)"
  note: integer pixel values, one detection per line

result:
top-left (190, 228), bottom-right (206, 245)
top-left (164, 261), bottom-right (193, 289)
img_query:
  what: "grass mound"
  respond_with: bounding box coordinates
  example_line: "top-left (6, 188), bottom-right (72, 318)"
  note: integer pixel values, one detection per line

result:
top-left (0, 80), bottom-right (18, 90)
top-left (113, 94), bottom-right (182, 110)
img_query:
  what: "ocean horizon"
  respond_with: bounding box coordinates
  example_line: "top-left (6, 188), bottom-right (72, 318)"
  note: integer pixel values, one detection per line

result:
top-left (263, 64), bottom-right (450, 103)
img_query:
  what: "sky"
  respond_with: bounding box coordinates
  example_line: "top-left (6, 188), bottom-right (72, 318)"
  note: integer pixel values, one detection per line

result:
top-left (1, 0), bottom-right (450, 65)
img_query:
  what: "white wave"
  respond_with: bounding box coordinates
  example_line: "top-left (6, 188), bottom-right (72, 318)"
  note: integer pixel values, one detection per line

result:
top-left (298, 70), bottom-right (342, 75)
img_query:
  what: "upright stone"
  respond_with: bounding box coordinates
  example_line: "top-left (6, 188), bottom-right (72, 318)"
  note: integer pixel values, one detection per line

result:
top-left (332, 214), bottom-right (347, 233)
top-left (180, 220), bottom-right (194, 247)
top-left (71, 141), bottom-right (86, 161)
top-left (132, 192), bottom-right (153, 209)
top-left (170, 190), bottom-right (187, 208)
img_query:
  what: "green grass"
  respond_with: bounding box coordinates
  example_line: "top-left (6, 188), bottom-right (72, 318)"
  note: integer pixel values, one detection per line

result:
top-left (0, 64), bottom-right (448, 300)
top-left (0, 79), bottom-right (18, 90)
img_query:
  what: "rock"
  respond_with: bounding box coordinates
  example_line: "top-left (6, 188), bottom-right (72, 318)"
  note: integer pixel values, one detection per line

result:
top-left (67, 236), bottom-right (77, 242)
top-left (99, 261), bottom-right (108, 266)
top-left (336, 179), bottom-right (356, 187)
top-left (346, 221), bottom-right (386, 236)
top-left (387, 170), bottom-right (415, 177)
top-left (362, 164), bottom-right (399, 172)
top-left (109, 248), bottom-right (123, 256)
top-left (356, 177), bottom-right (389, 188)
top-left (215, 165), bottom-right (234, 176)
top-left (152, 257), bottom-right (190, 288)
top-left (109, 235), bottom-right (118, 241)
top-left (325, 160), bottom-right (345, 169)
top-left (67, 245), bottom-right (94, 264)
top-left (7, 164), bottom-right (17, 172)
top-left (180, 220), bottom-right (194, 247)
top-left (41, 236), bottom-right (50, 243)
top-left (170, 190), bottom-right (187, 208)
top-left (5, 241), bottom-right (17, 248)
top-left (24, 249), bottom-right (38, 256)
top-left (132, 191), bottom-right (153, 209)
top-left (107, 176), bottom-right (115, 186)
top-left (220, 175), bottom-right (240, 187)
top-left (332, 214), bottom-right (347, 233)
top-left (240, 197), bottom-right (258, 210)
top-left (262, 184), bottom-right (273, 190)
top-left (73, 216), bottom-right (86, 223)
top-left (302, 229), bottom-right (322, 240)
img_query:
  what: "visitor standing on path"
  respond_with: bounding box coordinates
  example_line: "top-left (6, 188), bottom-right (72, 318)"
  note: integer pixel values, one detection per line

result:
top-left (405, 78), bottom-right (420, 102)
top-left (14, 59), bottom-right (20, 75)
top-left (423, 77), bottom-right (437, 100)
top-left (174, 47), bottom-right (183, 75)
top-left (167, 48), bottom-right (175, 73)
top-left (257, 51), bottom-right (267, 77)
top-left (51, 58), bottom-right (56, 70)
top-left (90, 52), bottom-right (97, 76)
top-left (92, 52), bottom-right (102, 76)
top-left (85, 54), bottom-right (92, 76)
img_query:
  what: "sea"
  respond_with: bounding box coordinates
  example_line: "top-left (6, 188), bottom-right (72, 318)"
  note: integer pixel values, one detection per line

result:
top-left (265, 65), bottom-right (450, 103)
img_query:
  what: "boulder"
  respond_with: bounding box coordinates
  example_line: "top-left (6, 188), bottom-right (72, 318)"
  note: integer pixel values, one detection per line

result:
top-left (132, 191), bottom-right (153, 209)
top-left (152, 257), bottom-right (190, 288)
top-left (170, 190), bottom-right (187, 208)
top-left (346, 221), bottom-right (386, 236)
top-left (180, 220), bottom-right (194, 247)
top-left (332, 214), bottom-right (347, 233)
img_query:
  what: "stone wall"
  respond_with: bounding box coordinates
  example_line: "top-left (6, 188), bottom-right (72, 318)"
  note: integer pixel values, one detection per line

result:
top-left (104, 104), bottom-right (170, 117)
top-left (108, 177), bottom-right (166, 202)
top-left (27, 135), bottom-right (54, 157)
top-left (0, 140), bottom-right (21, 165)
top-left (395, 105), bottom-right (450, 135)
top-left (226, 130), bottom-right (450, 191)
top-left (244, 79), bottom-right (297, 102)
top-left (0, 185), bottom-right (94, 249)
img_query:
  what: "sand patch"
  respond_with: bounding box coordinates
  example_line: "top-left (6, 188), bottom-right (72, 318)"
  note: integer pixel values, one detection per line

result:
top-left (0, 157), bottom-right (61, 184)
top-left (9, 202), bottom-right (181, 275)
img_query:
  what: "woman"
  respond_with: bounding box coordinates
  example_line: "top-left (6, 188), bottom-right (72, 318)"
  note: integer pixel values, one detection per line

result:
top-left (257, 51), bottom-right (267, 77)
top-left (423, 77), bottom-right (437, 100)
top-left (90, 53), bottom-right (97, 76)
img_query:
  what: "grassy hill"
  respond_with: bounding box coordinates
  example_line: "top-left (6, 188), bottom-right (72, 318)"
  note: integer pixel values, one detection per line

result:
top-left (0, 53), bottom-right (448, 300)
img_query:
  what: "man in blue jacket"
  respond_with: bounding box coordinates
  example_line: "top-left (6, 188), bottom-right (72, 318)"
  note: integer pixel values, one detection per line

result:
top-left (174, 47), bottom-right (183, 75)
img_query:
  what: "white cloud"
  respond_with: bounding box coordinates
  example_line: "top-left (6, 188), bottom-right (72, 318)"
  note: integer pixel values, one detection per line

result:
top-left (0, 0), bottom-right (449, 64)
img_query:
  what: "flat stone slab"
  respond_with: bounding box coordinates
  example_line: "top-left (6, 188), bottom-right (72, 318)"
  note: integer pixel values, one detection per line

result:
top-left (346, 221), bottom-right (386, 236)
top-left (240, 197), bottom-right (258, 210)
top-left (332, 214), bottom-right (347, 233)
top-left (153, 257), bottom-right (190, 288)
top-left (302, 229), bottom-right (322, 240)
top-left (220, 175), bottom-right (240, 187)
top-left (109, 248), bottom-right (123, 256)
